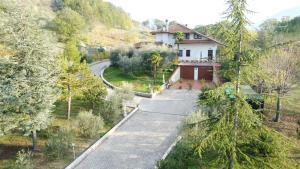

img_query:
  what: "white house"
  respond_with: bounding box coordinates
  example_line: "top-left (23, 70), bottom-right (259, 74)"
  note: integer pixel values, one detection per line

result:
top-left (151, 22), bottom-right (222, 83)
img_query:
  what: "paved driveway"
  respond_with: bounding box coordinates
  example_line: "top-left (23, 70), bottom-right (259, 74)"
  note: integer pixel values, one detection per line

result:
top-left (74, 89), bottom-right (199, 169)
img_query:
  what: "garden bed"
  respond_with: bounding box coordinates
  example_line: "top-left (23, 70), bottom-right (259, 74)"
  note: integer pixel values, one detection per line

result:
top-left (103, 66), bottom-right (172, 93)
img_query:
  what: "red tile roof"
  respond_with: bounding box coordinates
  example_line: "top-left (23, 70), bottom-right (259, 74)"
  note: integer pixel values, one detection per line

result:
top-left (151, 22), bottom-right (223, 45)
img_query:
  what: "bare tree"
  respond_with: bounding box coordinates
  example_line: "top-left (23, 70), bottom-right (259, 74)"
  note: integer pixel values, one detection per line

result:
top-left (260, 48), bottom-right (299, 122)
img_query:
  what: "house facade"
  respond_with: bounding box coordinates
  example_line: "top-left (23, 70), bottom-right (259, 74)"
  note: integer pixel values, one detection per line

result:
top-left (151, 23), bottom-right (222, 83)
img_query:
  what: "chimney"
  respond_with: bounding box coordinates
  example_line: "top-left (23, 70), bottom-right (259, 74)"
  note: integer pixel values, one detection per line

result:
top-left (185, 24), bottom-right (188, 27)
top-left (165, 19), bottom-right (169, 31)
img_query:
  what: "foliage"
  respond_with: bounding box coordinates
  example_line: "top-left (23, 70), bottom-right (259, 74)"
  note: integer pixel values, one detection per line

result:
top-left (99, 94), bottom-right (123, 124)
top-left (12, 149), bottom-right (33, 169)
top-left (117, 55), bottom-right (143, 75)
top-left (259, 48), bottom-right (299, 121)
top-left (44, 129), bottom-right (74, 160)
top-left (82, 73), bottom-right (107, 111)
top-left (54, 0), bottom-right (132, 29)
top-left (92, 51), bottom-right (110, 62)
top-left (116, 82), bottom-right (135, 102)
top-left (150, 51), bottom-right (163, 83)
top-left (110, 47), bottom-right (176, 77)
top-left (142, 19), bottom-right (166, 30)
top-left (158, 142), bottom-right (201, 169)
top-left (174, 32), bottom-right (184, 43)
top-left (174, 32), bottom-right (184, 51)
top-left (58, 38), bottom-right (87, 119)
top-left (194, 21), bottom-right (232, 42)
top-left (188, 83), bottom-right (291, 168)
top-left (53, 8), bottom-right (85, 42)
top-left (75, 110), bottom-right (104, 138)
top-left (0, 2), bottom-right (60, 150)
top-left (110, 49), bottom-right (126, 66)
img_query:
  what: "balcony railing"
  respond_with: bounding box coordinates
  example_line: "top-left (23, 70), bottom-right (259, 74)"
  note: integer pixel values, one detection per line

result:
top-left (178, 57), bottom-right (220, 63)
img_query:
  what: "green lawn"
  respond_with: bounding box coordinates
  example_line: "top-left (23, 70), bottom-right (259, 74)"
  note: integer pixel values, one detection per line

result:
top-left (103, 67), bottom-right (172, 93)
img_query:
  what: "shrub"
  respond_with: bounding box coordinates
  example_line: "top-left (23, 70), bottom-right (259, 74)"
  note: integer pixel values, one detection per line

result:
top-left (93, 51), bottom-right (110, 61)
top-left (117, 55), bottom-right (143, 75)
top-left (110, 49), bottom-right (124, 66)
top-left (99, 92), bottom-right (123, 125)
top-left (76, 110), bottom-right (104, 138)
top-left (44, 129), bottom-right (74, 161)
top-left (12, 149), bottom-right (33, 169)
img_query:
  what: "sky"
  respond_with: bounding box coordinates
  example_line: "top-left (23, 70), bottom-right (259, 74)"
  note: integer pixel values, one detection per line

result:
top-left (105, 0), bottom-right (300, 28)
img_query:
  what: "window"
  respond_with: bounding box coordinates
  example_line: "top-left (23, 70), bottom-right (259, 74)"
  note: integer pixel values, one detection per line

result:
top-left (178, 50), bottom-right (183, 57)
top-left (208, 50), bottom-right (213, 60)
top-left (185, 33), bottom-right (190, 39)
top-left (186, 50), bottom-right (190, 57)
top-left (194, 34), bottom-right (202, 39)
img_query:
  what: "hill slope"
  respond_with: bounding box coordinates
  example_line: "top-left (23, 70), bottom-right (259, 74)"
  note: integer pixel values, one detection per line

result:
top-left (14, 0), bottom-right (152, 49)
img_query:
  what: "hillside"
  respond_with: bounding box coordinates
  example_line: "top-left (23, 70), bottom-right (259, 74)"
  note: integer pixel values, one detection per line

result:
top-left (16, 0), bottom-right (153, 49)
top-left (53, 0), bottom-right (153, 48)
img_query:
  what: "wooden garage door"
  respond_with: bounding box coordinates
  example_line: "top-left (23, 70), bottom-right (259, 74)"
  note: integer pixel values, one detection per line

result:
top-left (198, 66), bottom-right (213, 81)
top-left (180, 66), bottom-right (194, 79)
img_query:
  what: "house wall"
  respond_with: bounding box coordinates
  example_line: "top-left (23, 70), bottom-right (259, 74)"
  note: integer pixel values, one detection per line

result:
top-left (178, 43), bottom-right (218, 61)
top-left (155, 33), bottom-right (175, 45)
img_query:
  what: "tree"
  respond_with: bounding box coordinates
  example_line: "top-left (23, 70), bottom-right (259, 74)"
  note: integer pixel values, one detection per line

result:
top-left (223, 0), bottom-right (251, 167)
top-left (0, 3), bottom-right (60, 150)
top-left (59, 39), bottom-right (85, 120)
top-left (174, 32), bottom-right (184, 52)
top-left (53, 7), bottom-right (85, 42)
top-left (194, 84), bottom-right (291, 168)
top-left (260, 48), bottom-right (299, 122)
top-left (150, 51), bottom-right (162, 84)
top-left (82, 70), bottom-right (107, 111)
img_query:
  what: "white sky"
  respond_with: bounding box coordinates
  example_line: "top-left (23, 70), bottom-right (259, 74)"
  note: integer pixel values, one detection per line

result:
top-left (105, 0), bottom-right (300, 28)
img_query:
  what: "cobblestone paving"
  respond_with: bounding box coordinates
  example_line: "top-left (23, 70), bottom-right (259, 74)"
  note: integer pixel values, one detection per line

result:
top-left (76, 64), bottom-right (199, 169)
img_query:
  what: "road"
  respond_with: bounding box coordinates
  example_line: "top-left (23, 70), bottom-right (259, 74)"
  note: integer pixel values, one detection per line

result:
top-left (74, 61), bottom-right (200, 169)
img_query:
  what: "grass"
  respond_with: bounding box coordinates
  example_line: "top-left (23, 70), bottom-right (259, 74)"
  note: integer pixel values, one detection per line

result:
top-left (0, 98), bottom-right (112, 169)
top-left (103, 66), bottom-right (172, 93)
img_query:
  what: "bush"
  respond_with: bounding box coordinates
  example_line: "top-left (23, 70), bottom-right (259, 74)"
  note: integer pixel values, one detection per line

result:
top-left (76, 110), bottom-right (104, 138)
top-left (44, 129), bottom-right (74, 161)
top-left (110, 47), bottom-right (176, 74)
top-left (93, 51), bottom-right (110, 61)
top-left (117, 55), bottom-right (143, 75)
top-left (12, 149), bottom-right (33, 169)
top-left (110, 49), bottom-right (124, 66)
top-left (99, 94), bottom-right (123, 125)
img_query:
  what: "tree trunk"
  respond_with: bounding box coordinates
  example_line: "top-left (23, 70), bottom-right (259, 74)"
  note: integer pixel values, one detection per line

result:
top-left (67, 84), bottom-right (72, 120)
top-left (275, 92), bottom-right (281, 122)
top-left (230, 33), bottom-right (242, 169)
top-left (153, 66), bottom-right (156, 84)
top-left (32, 129), bottom-right (38, 151)
top-left (228, 152), bottom-right (234, 169)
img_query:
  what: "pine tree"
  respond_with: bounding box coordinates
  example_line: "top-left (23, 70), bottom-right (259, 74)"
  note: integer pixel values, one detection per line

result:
top-left (0, 3), bottom-right (60, 150)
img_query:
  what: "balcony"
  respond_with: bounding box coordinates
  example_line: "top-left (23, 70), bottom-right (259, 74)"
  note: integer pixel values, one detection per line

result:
top-left (178, 56), bottom-right (221, 66)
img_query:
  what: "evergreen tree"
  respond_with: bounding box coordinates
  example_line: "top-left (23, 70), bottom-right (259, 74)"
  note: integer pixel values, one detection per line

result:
top-left (58, 39), bottom-right (85, 120)
top-left (0, 3), bottom-right (60, 150)
top-left (192, 84), bottom-right (291, 169)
